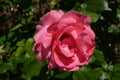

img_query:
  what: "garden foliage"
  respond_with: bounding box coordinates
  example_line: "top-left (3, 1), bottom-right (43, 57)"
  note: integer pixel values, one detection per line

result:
top-left (0, 0), bottom-right (120, 80)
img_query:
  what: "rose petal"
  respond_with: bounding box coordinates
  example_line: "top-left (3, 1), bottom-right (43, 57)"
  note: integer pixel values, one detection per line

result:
top-left (48, 57), bottom-right (57, 69)
top-left (33, 25), bottom-right (53, 60)
top-left (47, 11), bottom-right (89, 33)
top-left (60, 10), bottom-right (91, 24)
top-left (33, 43), bottom-right (51, 60)
top-left (83, 25), bottom-right (95, 39)
top-left (40, 10), bottom-right (64, 26)
top-left (76, 33), bottom-right (95, 57)
top-left (54, 45), bottom-right (87, 69)
top-left (36, 25), bottom-right (42, 32)
top-left (59, 66), bottom-right (80, 71)
top-left (36, 46), bottom-right (51, 60)
top-left (34, 25), bottom-right (52, 48)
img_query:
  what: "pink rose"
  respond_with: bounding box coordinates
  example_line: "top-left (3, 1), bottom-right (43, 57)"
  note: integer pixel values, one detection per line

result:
top-left (33, 10), bottom-right (95, 71)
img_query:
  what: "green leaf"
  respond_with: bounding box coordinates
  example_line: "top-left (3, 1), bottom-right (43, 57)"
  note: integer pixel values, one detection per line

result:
top-left (51, 0), bottom-right (56, 5)
top-left (21, 18), bottom-right (26, 25)
top-left (94, 50), bottom-right (104, 59)
top-left (80, 66), bottom-right (91, 72)
top-left (117, 0), bottom-right (120, 2)
top-left (7, 32), bottom-right (14, 39)
top-left (16, 39), bottom-right (25, 47)
top-left (90, 68), bottom-right (104, 80)
top-left (89, 54), bottom-right (96, 63)
top-left (14, 39), bottom-right (26, 57)
top-left (55, 71), bottom-right (71, 79)
top-left (25, 38), bottom-right (34, 53)
top-left (93, 49), bottom-right (106, 66)
top-left (117, 9), bottom-right (120, 18)
top-left (73, 67), bottom-right (103, 80)
top-left (112, 64), bottom-right (120, 80)
top-left (108, 65), bottom-right (114, 71)
top-left (81, 10), bottom-right (100, 22)
top-left (10, 24), bottom-right (23, 31)
top-left (0, 36), bottom-right (6, 44)
top-left (14, 46), bottom-right (24, 57)
top-left (27, 16), bottom-right (33, 23)
top-left (22, 59), bottom-right (45, 80)
top-left (0, 63), bottom-right (12, 74)
top-left (73, 71), bottom-right (87, 80)
top-left (108, 25), bottom-right (120, 34)
top-left (82, 0), bottom-right (106, 13)
top-left (113, 64), bottom-right (120, 72)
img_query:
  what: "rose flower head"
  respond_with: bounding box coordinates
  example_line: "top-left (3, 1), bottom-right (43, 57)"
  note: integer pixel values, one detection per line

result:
top-left (33, 10), bottom-right (95, 71)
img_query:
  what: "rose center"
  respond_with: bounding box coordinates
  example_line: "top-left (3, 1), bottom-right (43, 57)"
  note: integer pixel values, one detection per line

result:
top-left (59, 35), bottom-right (77, 57)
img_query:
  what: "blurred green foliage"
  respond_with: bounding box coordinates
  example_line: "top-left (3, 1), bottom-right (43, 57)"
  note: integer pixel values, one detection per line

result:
top-left (0, 0), bottom-right (120, 80)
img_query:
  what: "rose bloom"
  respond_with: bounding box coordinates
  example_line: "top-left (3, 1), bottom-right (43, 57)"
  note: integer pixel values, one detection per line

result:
top-left (33, 10), bottom-right (95, 71)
